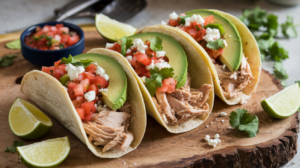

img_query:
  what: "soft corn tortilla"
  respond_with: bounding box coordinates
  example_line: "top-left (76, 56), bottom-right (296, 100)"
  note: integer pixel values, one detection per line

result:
top-left (20, 50), bottom-right (147, 158)
top-left (88, 35), bottom-right (214, 134)
top-left (143, 9), bottom-right (261, 105)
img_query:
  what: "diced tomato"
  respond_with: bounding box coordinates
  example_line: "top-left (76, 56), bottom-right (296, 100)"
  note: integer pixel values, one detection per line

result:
top-left (157, 78), bottom-right (177, 93)
top-left (109, 43), bottom-right (121, 53)
top-left (135, 52), bottom-right (151, 66)
top-left (42, 26), bottom-right (50, 32)
top-left (74, 84), bottom-right (84, 97)
top-left (87, 84), bottom-right (98, 94)
top-left (92, 76), bottom-right (108, 89)
top-left (188, 28), bottom-right (198, 39)
top-left (56, 24), bottom-right (64, 28)
top-left (135, 67), bottom-right (149, 77)
top-left (83, 112), bottom-right (93, 121)
top-left (195, 28), bottom-right (206, 42)
top-left (80, 78), bottom-right (90, 92)
top-left (76, 108), bottom-right (85, 119)
top-left (169, 19), bottom-right (179, 26)
top-left (72, 96), bottom-right (84, 108)
top-left (61, 34), bottom-right (70, 43)
top-left (58, 64), bottom-right (67, 74)
top-left (204, 15), bottom-right (214, 26)
top-left (208, 48), bottom-right (224, 59)
top-left (54, 60), bottom-right (61, 67)
top-left (156, 84), bottom-right (168, 92)
top-left (49, 26), bottom-right (57, 33)
top-left (85, 64), bottom-right (97, 73)
top-left (46, 31), bottom-right (55, 37)
top-left (52, 69), bottom-right (64, 79)
top-left (81, 102), bottom-right (96, 115)
top-left (67, 34), bottom-right (80, 46)
top-left (41, 66), bottom-right (54, 75)
top-left (59, 27), bottom-right (69, 34)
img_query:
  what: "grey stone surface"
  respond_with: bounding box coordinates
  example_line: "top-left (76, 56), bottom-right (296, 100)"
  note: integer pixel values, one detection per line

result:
top-left (0, 0), bottom-right (299, 167)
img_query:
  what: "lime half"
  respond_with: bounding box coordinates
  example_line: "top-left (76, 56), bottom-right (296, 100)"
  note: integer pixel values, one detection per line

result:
top-left (261, 83), bottom-right (300, 118)
top-left (9, 98), bottom-right (52, 139)
top-left (95, 14), bottom-right (137, 41)
top-left (17, 137), bottom-right (70, 168)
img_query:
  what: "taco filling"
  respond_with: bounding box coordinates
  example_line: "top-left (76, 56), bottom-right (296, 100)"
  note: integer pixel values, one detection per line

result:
top-left (164, 11), bottom-right (253, 100)
top-left (41, 57), bottom-right (133, 152)
top-left (107, 36), bottom-right (212, 124)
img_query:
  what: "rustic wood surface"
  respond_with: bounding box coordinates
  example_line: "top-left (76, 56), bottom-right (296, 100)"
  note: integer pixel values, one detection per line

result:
top-left (0, 26), bottom-right (299, 168)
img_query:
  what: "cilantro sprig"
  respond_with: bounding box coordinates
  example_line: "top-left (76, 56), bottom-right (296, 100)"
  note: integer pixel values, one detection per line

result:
top-left (150, 36), bottom-right (163, 51)
top-left (5, 140), bottom-right (24, 153)
top-left (281, 16), bottom-right (298, 38)
top-left (203, 23), bottom-right (225, 37)
top-left (206, 39), bottom-right (224, 50)
top-left (0, 54), bottom-right (17, 67)
top-left (117, 36), bottom-right (133, 56)
top-left (60, 55), bottom-right (94, 68)
top-left (145, 67), bottom-right (174, 96)
top-left (229, 108), bottom-right (259, 138)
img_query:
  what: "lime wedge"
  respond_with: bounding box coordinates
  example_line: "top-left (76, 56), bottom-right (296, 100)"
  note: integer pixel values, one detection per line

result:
top-left (261, 83), bottom-right (300, 118)
top-left (9, 98), bottom-right (52, 139)
top-left (17, 137), bottom-right (70, 168)
top-left (95, 14), bottom-right (137, 41)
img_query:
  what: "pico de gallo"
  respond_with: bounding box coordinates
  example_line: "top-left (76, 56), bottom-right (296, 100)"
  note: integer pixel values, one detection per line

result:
top-left (165, 12), bottom-right (227, 60)
top-left (25, 24), bottom-right (80, 50)
top-left (106, 37), bottom-right (177, 95)
top-left (41, 56), bottom-right (109, 121)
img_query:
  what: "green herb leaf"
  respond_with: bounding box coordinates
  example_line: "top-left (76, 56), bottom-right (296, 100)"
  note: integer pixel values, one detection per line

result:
top-left (273, 61), bottom-right (289, 80)
top-left (204, 23), bottom-right (225, 37)
top-left (195, 25), bottom-right (201, 31)
top-left (59, 44), bottom-right (65, 49)
top-left (79, 59), bottom-right (94, 68)
top-left (60, 55), bottom-right (76, 64)
top-left (281, 16), bottom-right (298, 38)
top-left (6, 40), bottom-right (21, 49)
top-left (269, 42), bottom-right (289, 61)
top-left (240, 7), bottom-right (268, 31)
top-left (33, 35), bottom-right (45, 41)
top-left (206, 39), bottom-right (224, 50)
top-left (229, 108), bottom-right (259, 138)
top-left (296, 81), bottom-right (300, 87)
top-left (5, 140), bottom-right (24, 153)
top-left (0, 54), bottom-right (17, 67)
top-left (145, 67), bottom-right (174, 96)
top-left (117, 36), bottom-right (133, 56)
top-left (178, 15), bottom-right (188, 25)
top-left (255, 33), bottom-right (275, 61)
top-left (266, 14), bottom-right (278, 35)
top-left (149, 36), bottom-right (163, 51)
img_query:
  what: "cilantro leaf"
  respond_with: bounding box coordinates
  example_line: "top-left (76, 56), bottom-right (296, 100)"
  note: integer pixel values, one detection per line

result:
top-left (59, 43), bottom-right (65, 49)
top-left (229, 108), bottom-right (259, 138)
top-left (5, 140), bottom-right (24, 153)
top-left (206, 39), bottom-right (224, 50)
top-left (281, 16), bottom-right (298, 38)
top-left (60, 55), bottom-right (76, 64)
top-left (204, 23), bottom-right (225, 37)
top-left (195, 25), bottom-right (201, 31)
top-left (269, 42), bottom-right (289, 61)
top-left (0, 54), bottom-right (17, 67)
top-left (145, 67), bottom-right (174, 96)
top-left (79, 59), bottom-right (94, 68)
top-left (118, 36), bottom-right (133, 56)
top-left (266, 14), bottom-right (278, 35)
top-left (150, 37), bottom-right (163, 51)
top-left (6, 39), bottom-right (21, 49)
top-left (178, 15), bottom-right (188, 25)
top-left (273, 61), bottom-right (289, 80)
top-left (240, 7), bottom-right (268, 31)
top-left (255, 33), bottom-right (275, 61)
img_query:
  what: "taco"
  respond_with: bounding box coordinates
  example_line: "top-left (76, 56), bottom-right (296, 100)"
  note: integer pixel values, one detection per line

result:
top-left (162, 9), bottom-right (261, 105)
top-left (90, 31), bottom-right (214, 134)
top-left (20, 51), bottom-right (146, 158)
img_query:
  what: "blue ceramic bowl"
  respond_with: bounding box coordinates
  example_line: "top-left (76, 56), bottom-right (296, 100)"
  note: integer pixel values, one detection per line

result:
top-left (20, 21), bottom-right (85, 66)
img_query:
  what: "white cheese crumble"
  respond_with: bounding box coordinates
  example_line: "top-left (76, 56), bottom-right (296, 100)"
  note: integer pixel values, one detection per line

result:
top-left (95, 66), bottom-right (109, 81)
top-left (65, 64), bottom-right (85, 80)
top-left (84, 91), bottom-right (96, 102)
top-left (161, 20), bottom-right (167, 25)
top-left (220, 112), bottom-right (227, 117)
top-left (102, 74), bottom-right (109, 81)
top-left (228, 127), bottom-right (232, 129)
top-left (99, 88), bottom-right (108, 92)
top-left (140, 76), bottom-right (146, 83)
top-left (156, 51), bottom-right (166, 58)
top-left (131, 38), bottom-right (148, 54)
top-left (222, 64), bottom-right (226, 70)
top-left (223, 39), bottom-right (228, 47)
top-left (126, 49), bottom-right (131, 54)
top-left (184, 14), bottom-right (205, 27)
top-left (204, 134), bottom-right (221, 147)
top-left (169, 11), bottom-right (178, 20)
top-left (105, 43), bottom-right (115, 48)
top-left (54, 34), bottom-right (61, 43)
top-left (126, 56), bottom-right (132, 62)
top-left (221, 120), bottom-right (224, 122)
top-left (146, 59), bottom-right (171, 70)
top-left (203, 28), bottom-right (221, 42)
top-left (240, 97), bottom-right (248, 104)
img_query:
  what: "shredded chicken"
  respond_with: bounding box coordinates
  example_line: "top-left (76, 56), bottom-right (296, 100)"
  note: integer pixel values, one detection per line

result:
top-left (214, 56), bottom-right (253, 99)
top-left (153, 74), bottom-right (212, 124)
top-left (82, 103), bottom-right (133, 152)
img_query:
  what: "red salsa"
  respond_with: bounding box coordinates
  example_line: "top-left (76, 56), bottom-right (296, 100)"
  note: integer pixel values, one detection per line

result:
top-left (24, 24), bottom-right (80, 50)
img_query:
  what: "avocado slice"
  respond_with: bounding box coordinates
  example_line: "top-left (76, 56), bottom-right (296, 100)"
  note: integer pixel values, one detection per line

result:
top-left (74, 53), bottom-right (127, 110)
top-left (128, 32), bottom-right (188, 89)
top-left (185, 9), bottom-right (243, 72)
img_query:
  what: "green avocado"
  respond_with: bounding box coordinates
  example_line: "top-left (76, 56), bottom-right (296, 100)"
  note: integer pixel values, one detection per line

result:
top-left (74, 53), bottom-right (127, 110)
top-left (185, 9), bottom-right (243, 72)
top-left (128, 32), bottom-right (188, 89)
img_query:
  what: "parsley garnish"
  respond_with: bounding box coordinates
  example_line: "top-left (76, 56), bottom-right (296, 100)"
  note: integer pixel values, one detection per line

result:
top-left (149, 36), bottom-right (163, 51)
top-left (5, 140), bottom-right (24, 153)
top-left (229, 108), bottom-right (259, 138)
top-left (269, 42), bottom-right (289, 61)
top-left (117, 36), bottom-right (133, 56)
top-left (203, 23), bottom-right (225, 37)
top-left (0, 54), bottom-right (17, 67)
top-left (281, 16), bottom-right (298, 38)
top-left (145, 67), bottom-right (174, 96)
top-left (206, 39), bottom-right (224, 50)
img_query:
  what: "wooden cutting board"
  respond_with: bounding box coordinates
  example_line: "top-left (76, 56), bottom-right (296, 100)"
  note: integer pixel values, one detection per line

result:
top-left (0, 25), bottom-right (298, 168)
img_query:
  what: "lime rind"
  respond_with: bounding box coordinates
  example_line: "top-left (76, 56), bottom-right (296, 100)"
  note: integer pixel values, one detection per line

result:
top-left (17, 137), bottom-right (70, 168)
top-left (261, 83), bottom-right (300, 118)
top-left (95, 14), bottom-right (137, 41)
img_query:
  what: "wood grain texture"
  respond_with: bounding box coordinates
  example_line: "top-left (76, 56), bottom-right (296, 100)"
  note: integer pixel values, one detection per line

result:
top-left (0, 28), bottom-right (298, 168)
